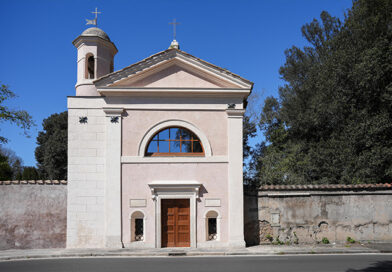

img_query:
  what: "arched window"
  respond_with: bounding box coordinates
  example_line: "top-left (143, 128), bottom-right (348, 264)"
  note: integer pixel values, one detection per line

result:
top-left (85, 54), bottom-right (95, 79)
top-left (205, 210), bottom-right (219, 241)
top-left (145, 127), bottom-right (204, 156)
top-left (130, 211), bottom-right (145, 242)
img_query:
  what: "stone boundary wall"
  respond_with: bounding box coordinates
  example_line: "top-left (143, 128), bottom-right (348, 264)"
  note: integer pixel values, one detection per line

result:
top-left (244, 184), bottom-right (392, 245)
top-left (0, 181), bottom-right (67, 250)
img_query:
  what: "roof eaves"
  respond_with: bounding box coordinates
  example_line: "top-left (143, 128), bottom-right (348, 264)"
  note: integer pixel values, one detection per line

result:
top-left (94, 48), bottom-right (253, 88)
top-left (93, 49), bottom-right (172, 86)
top-left (176, 49), bottom-right (254, 87)
top-left (72, 35), bottom-right (118, 53)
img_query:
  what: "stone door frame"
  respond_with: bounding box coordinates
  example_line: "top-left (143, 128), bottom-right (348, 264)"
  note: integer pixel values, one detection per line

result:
top-left (148, 181), bottom-right (200, 248)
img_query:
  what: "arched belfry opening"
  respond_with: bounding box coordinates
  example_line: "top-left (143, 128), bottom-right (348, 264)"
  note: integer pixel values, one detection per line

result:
top-left (85, 54), bottom-right (95, 79)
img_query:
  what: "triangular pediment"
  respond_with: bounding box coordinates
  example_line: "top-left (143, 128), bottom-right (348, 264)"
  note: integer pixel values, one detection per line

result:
top-left (94, 49), bottom-right (253, 90)
top-left (111, 61), bottom-right (237, 88)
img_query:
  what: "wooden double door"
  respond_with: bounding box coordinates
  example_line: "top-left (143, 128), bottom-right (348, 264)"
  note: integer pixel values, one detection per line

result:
top-left (161, 199), bottom-right (190, 247)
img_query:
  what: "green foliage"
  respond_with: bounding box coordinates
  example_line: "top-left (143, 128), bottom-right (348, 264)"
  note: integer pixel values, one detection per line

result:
top-left (266, 234), bottom-right (273, 242)
top-left (347, 236), bottom-right (356, 244)
top-left (243, 115), bottom-right (257, 160)
top-left (0, 83), bottom-right (35, 143)
top-left (272, 237), bottom-right (284, 245)
top-left (0, 146), bottom-right (23, 179)
top-left (35, 111), bottom-right (67, 180)
top-left (321, 237), bottom-right (330, 244)
top-left (293, 232), bottom-right (299, 244)
top-left (22, 166), bottom-right (39, 180)
top-left (0, 152), bottom-right (12, 180)
top-left (243, 115), bottom-right (257, 183)
top-left (251, 0), bottom-right (392, 185)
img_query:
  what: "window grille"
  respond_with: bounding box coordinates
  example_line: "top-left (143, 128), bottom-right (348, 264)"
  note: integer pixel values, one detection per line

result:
top-left (208, 218), bottom-right (217, 241)
top-left (135, 218), bottom-right (144, 241)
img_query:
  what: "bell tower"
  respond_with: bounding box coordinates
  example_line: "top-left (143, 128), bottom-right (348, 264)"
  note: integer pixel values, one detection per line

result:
top-left (72, 27), bottom-right (118, 96)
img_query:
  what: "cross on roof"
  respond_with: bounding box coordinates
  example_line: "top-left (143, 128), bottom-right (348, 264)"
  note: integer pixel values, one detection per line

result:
top-left (91, 8), bottom-right (102, 20)
top-left (86, 7), bottom-right (101, 26)
top-left (169, 18), bottom-right (180, 40)
top-left (91, 7), bottom-right (101, 20)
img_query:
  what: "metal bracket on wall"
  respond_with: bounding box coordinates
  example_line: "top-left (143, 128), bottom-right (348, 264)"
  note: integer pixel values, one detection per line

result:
top-left (110, 116), bottom-right (119, 123)
top-left (79, 116), bottom-right (88, 124)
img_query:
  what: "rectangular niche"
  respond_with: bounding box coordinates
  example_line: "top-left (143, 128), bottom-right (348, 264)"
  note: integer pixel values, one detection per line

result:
top-left (205, 198), bottom-right (221, 207)
top-left (271, 212), bottom-right (280, 226)
top-left (129, 199), bottom-right (147, 207)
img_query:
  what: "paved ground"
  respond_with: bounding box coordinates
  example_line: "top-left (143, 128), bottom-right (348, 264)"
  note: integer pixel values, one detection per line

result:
top-left (1, 243), bottom-right (390, 261)
top-left (0, 254), bottom-right (391, 272)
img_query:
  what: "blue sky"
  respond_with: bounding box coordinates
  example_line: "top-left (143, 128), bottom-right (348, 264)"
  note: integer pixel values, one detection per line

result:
top-left (0, 0), bottom-right (353, 166)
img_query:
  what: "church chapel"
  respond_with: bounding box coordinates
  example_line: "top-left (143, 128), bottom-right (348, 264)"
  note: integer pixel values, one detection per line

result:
top-left (67, 25), bottom-right (253, 248)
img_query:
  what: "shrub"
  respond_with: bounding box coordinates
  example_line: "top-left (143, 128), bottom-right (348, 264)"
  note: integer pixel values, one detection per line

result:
top-left (293, 232), bottom-right (299, 244)
top-left (272, 237), bottom-right (284, 245)
top-left (347, 237), bottom-right (356, 244)
top-left (321, 237), bottom-right (330, 244)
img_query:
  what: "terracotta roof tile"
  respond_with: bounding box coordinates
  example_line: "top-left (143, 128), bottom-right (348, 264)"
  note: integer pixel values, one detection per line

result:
top-left (94, 48), bottom-right (253, 87)
top-left (258, 183), bottom-right (392, 191)
top-left (0, 180), bottom-right (67, 185)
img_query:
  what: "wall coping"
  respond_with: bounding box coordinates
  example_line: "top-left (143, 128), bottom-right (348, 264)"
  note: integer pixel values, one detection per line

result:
top-left (244, 183), bottom-right (392, 197)
top-left (0, 180), bottom-right (67, 185)
top-left (254, 183), bottom-right (392, 191)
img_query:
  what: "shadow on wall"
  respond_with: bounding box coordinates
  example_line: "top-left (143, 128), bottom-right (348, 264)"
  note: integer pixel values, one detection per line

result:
top-left (244, 194), bottom-right (260, 246)
top-left (346, 261), bottom-right (392, 272)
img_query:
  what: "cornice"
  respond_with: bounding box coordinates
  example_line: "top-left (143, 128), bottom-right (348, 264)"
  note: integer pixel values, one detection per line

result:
top-left (97, 88), bottom-right (251, 98)
top-left (102, 107), bottom-right (124, 116)
top-left (226, 109), bottom-right (245, 117)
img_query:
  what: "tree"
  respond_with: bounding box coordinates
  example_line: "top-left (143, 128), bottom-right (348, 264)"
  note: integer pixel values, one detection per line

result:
top-left (0, 146), bottom-right (23, 179)
top-left (243, 115), bottom-right (257, 184)
top-left (0, 83), bottom-right (35, 143)
top-left (22, 166), bottom-right (39, 180)
top-left (13, 159), bottom-right (23, 180)
top-left (0, 153), bottom-right (12, 181)
top-left (243, 115), bottom-right (257, 160)
top-left (35, 111), bottom-right (67, 180)
top-left (253, 0), bottom-right (392, 185)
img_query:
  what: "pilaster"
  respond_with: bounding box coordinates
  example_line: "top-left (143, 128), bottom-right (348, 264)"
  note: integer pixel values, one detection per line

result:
top-left (226, 109), bottom-right (246, 247)
top-left (103, 107), bottom-right (124, 248)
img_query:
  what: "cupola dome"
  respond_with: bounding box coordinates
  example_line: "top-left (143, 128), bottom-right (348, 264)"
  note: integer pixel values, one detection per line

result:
top-left (80, 27), bottom-right (111, 42)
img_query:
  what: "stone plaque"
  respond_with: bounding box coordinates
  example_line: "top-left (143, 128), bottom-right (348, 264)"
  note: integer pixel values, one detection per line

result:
top-left (205, 198), bottom-right (221, 207)
top-left (271, 212), bottom-right (280, 226)
top-left (130, 199), bottom-right (146, 207)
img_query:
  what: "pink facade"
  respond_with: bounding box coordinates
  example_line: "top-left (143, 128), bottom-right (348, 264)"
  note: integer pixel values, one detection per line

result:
top-left (121, 110), bottom-right (230, 246)
top-left (122, 110), bottom-right (228, 156)
top-left (122, 163), bottom-right (229, 246)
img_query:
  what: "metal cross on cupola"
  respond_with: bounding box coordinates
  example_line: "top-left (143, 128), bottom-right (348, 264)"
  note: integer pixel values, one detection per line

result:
top-left (86, 7), bottom-right (101, 26)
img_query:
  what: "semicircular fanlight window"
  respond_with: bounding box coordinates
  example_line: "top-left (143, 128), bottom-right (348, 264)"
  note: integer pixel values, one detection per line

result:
top-left (145, 127), bottom-right (204, 156)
